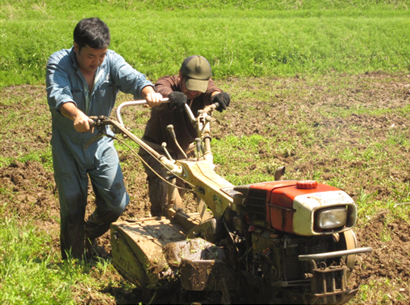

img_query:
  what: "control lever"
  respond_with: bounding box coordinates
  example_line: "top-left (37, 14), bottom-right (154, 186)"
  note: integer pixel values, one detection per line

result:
top-left (161, 142), bottom-right (173, 161)
top-left (184, 103), bottom-right (196, 124)
top-left (195, 138), bottom-right (202, 161)
top-left (167, 124), bottom-right (188, 159)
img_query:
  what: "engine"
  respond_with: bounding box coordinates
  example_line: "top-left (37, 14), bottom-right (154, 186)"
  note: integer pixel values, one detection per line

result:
top-left (226, 180), bottom-right (360, 304)
top-left (233, 180), bottom-right (357, 236)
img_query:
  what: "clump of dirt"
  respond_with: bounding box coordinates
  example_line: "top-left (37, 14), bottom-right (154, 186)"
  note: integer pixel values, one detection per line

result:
top-left (1, 160), bottom-right (58, 224)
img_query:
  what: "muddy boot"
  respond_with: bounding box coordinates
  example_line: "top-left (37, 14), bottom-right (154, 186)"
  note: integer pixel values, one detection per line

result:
top-left (151, 201), bottom-right (168, 218)
top-left (150, 207), bottom-right (161, 218)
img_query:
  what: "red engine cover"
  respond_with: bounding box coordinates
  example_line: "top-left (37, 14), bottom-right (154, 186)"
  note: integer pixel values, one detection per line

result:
top-left (248, 180), bottom-right (339, 233)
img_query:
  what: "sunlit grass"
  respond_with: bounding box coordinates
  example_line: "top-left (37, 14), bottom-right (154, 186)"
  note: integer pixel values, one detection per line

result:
top-left (0, 217), bottom-right (117, 304)
top-left (2, 2), bottom-right (410, 86)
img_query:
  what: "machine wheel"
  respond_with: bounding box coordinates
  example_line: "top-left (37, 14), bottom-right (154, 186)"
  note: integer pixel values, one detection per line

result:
top-left (338, 229), bottom-right (357, 277)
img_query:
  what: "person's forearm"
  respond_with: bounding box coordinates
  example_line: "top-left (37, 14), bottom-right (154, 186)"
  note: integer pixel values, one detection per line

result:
top-left (60, 102), bottom-right (83, 121)
top-left (141, 85), bottom-right (156, 99)
top-left (60, 102), bottom-right (93, 133)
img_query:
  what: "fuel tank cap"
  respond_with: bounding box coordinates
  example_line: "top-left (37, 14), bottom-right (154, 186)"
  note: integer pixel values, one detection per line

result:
top-left (296, 180), bottom-right (318, 189)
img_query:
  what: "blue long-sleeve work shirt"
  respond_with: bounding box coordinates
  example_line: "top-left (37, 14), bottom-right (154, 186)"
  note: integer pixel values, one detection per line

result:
top-left (46, 46), bottom-right (153, 144)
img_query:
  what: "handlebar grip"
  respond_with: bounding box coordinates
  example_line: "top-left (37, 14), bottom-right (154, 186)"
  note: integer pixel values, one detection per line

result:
top-left (88, 116), bottom-right (98, 128)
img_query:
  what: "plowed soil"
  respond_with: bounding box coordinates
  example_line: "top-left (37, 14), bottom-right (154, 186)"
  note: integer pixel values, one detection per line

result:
top-left (1, 73), bottom-right (410, 304)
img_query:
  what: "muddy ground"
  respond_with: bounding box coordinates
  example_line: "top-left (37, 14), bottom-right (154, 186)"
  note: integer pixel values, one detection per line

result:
top-left (1, 73), bottom-right (410, 304)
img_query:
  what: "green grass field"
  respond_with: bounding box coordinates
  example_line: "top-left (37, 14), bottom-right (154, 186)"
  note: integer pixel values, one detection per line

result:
top-left (1, 0), bottom-right (410, 86)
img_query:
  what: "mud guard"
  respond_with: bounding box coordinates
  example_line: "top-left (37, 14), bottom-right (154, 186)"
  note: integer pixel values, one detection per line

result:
top-left (110, 218), bottom-right (186, 289)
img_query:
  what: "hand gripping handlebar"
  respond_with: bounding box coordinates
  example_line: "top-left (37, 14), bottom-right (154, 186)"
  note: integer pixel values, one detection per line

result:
top-left (115, 98), bottom-right (219, 127)
top-left (115, 98), bottom-right (169, 126)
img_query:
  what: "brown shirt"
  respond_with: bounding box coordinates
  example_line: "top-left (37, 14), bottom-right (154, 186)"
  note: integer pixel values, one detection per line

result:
top-left (143, 75), bottom-right (221, 154)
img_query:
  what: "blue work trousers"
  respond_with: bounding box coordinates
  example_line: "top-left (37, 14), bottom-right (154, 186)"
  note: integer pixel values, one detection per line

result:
top-left (52, 136), bottom-right (129, 259)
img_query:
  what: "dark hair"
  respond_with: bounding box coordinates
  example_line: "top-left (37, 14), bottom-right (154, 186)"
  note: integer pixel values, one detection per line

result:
top-left (73, 18), bottom-right (110, 50)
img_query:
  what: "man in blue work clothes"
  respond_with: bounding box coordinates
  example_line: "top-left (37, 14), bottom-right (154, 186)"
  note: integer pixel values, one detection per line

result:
top-left (46, 18), bottom-right (162, 259)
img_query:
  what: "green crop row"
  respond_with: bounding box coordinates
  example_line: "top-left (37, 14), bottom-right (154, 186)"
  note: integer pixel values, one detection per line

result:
top-left (3, 0), bottom-right (410, 12)
top-left (1, 1), bottom-right (410, 86)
